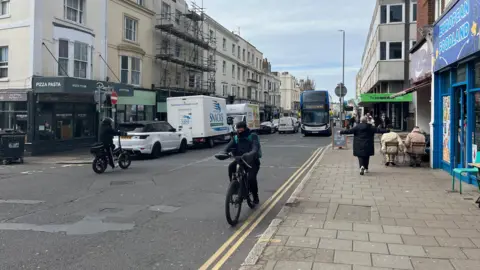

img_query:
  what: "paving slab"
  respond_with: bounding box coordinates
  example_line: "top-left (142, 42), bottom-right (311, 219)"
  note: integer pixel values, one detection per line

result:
top-left (240, 148), bottom-right (480, 270)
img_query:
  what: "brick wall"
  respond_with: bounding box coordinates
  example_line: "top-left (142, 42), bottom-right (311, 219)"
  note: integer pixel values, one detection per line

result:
top-left (416, 0), bottom-right (435, 41)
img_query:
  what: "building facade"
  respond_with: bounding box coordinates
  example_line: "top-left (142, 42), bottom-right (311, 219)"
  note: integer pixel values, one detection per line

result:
top-left (278, 72), bottom-right (300, 116)
top-left (0, 0), bottom-right (138, 155)
top-left (431, 0), bottom-right (480, 188)
top-left (262, 61), bottom-right (281, 120)
top-left (106, 0), bottom-right (156, 123)
top-left (358, 0), bottom-right (418, 131)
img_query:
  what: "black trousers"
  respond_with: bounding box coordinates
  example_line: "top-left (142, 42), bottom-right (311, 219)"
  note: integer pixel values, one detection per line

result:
top-left (228, 159), bottom-right (260, 195)
top-left (105, 144), bottom-right (115, 168)
top-left (357, 156), bottom-right (370, 169)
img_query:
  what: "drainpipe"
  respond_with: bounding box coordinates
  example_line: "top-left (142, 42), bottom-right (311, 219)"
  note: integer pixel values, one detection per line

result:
top-left (104, 0), bottom-right (108, 80)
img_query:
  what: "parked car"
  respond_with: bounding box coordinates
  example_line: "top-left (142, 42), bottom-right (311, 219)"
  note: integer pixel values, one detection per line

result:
top-left (115, 121), bottom-right (188, 158)
top-left (259, 121), bottom-right (275, 134)
top-left (278, 117), bottom-right (298, 134)
top-left (272, 119), bottom-right (279, 132)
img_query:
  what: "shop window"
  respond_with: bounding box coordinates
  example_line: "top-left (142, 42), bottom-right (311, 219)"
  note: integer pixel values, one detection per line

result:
top-left (474, 61), bottom-right (480, 89)
top-left (37, 103), bottom-right (54, 141)
top-left (74, 113), bottom-right (93, 138)
top-left (440, 71), bottom-right (450, 94)
top-left (474, 92), bottom-right (480, 146)
top-left (0, 102), bottom-right (28, 132)
top-left (55, 113), bottom-right (73, 140)
top-left (456, 64), bottom-right (467, 83)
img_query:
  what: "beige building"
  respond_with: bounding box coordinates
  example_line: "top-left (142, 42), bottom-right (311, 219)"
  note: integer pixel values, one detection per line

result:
top-left (278, 71), bottom-right (300, 114)
top-left (107, 0), bottom-right (155, 90)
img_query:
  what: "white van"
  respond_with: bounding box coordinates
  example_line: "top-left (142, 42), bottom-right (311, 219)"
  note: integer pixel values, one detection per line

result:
top-left (278, 117), bottom-right (297, 134)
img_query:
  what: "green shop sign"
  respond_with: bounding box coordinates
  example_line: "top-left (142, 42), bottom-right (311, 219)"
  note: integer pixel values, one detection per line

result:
top-left (360, 93), bottom-right (413, 103)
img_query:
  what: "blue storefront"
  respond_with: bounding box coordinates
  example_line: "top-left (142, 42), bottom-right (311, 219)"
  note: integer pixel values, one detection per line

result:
top-left (432, 0), bottom-right (480, 186)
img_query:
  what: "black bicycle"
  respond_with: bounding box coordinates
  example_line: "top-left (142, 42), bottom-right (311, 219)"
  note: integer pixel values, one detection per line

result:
top-left (90, 134), bottom-right (131, 174)
top-left (215, 153), bottom-right (256, 226)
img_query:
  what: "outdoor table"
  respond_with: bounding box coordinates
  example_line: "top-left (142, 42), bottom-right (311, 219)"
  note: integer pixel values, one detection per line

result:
top-left (467, 163), bottom-right (480, 207)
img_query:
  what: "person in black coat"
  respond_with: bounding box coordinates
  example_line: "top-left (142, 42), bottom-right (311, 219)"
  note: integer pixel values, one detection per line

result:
top-left (340, 116), bottom-right (389, 175)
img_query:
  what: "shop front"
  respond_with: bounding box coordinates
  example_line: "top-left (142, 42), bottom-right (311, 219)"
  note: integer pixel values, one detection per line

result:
top-left (358, 93), bottom-right (413, 130)
top-left (116, 89), bottom-right (156, 123)
top-left (431, 0), bottom-right (480, 187)
top-left (29, 76), bottom-right (133, 155)
top-left (0, 91), bottom-right (32, 140)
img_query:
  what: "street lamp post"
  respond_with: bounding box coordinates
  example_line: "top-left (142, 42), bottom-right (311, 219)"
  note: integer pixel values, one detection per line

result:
top-left (339, 30), bottom-right (345, 127)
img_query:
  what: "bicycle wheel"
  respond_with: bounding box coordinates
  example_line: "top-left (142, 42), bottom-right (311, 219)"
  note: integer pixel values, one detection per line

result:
top-left (225, 180), bottom-right (242, 226)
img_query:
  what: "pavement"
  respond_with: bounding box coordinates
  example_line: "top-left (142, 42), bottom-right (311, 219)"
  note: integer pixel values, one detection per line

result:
top-left (239, 147), bottom-right (480, 270)
top-left (0, 132), bottom-right (332, 269)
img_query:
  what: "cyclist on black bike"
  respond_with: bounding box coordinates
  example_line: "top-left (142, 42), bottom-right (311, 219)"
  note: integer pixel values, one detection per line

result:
top-left (99, 118), bottom-right (122, 169)
top-left (223, 121), bottom-right (261, 204)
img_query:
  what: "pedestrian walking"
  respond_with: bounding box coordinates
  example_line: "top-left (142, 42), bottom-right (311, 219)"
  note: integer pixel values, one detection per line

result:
top-left (340, 116), bottom-right (389, 175)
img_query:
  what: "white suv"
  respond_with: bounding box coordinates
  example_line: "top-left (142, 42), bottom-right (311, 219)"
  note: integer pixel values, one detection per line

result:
top-left (115, 121), bottom-right (188, 158)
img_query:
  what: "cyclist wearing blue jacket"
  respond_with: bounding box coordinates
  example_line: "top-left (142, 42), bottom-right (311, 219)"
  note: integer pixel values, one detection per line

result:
top-left (223, 121), bottom-right (261, 204)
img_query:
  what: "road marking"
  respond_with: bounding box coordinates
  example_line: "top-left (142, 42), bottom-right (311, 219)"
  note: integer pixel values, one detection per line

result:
top-left (210, 147), bottom-right (325, 269)
top-left (168, 156), bottom-right (215, 172)
top-left (0, 199), bottom-right (44, 204)
top-left (198, 147), bottom-right (323, 270)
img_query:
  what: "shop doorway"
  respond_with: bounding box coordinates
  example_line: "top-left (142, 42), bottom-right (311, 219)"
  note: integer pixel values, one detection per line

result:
top-left (453, 86), bottom-right (467, 167)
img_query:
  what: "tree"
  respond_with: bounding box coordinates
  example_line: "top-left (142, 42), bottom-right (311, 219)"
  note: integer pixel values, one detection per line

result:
top-left (299, 77), bottom-right (316, 91)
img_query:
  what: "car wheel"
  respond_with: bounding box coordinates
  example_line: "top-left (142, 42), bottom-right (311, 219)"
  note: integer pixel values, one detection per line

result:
top-left (178, 139), bottom-right (188, 153)
top-left (207, 138), bottom-right (215, 148)
top-left (151, 143), bottom-right (162, 158)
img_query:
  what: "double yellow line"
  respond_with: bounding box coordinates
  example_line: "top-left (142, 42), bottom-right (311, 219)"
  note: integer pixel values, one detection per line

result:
top-left (199, 147), bottom-right (325, 270)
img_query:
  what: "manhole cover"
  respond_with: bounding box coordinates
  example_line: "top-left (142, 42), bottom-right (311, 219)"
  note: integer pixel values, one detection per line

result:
top-left (110, 180), bottom-right (135, 186)
top-left (334, 205), bottom-right (372, 222)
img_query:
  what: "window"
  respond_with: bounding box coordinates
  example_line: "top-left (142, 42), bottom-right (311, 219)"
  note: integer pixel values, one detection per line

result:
top-left (175, 43), bottom-right (181, 57)
top-left (242, 87), bottom-right (245, 97)
top-left (222, 38), bottom-right (226, 50)
top-left (64, 0), bottom-right (85, 24)
top-left (175, 72), bottom-right (181, 85)
top-left (231, 86), bottom-right (235, 96)
top-left (242, 69), bottom-right (246, 81)
top-left (209, 30), bottom-right (214, 41)
top-left (411, 2), bottom-right (417, 22)
top-left (188, 75), bottom-right (195, 87)
top-left (222, 60), bottom-right (226, 74)
top-left (248, 52), bottom-right (250, 63)
top-left (232, 64), bottom-right (235, 78)
top-left (232, 44), bottom-right (235, 55)
top-left (1, 0), bottom-right (10, 17)
top-left (380, 4), bottom-right (404, 24)
top-left (237, 66), bottom-right (240, 79)
top-left (237, 46), bottom-right (240, 58)
top-left (0, 46), bottom-right (8, 79)
top-left (137, 0), bottom-right (144, 6)
top-left (73, 42), bottom-right (88, 78)
top-left (380, 42), bottom-right (386, 60)
top-left (124, 16), bottom-right (138, 42)
top-left (389, 5), bottom-right (403, 23)
top-left (389, 42), bottom-right (402, 59)
top-left (242, 49), bottom-right (245, 61)
top-left (175, 10), bottom-right (181, 24)
top-left (120, 56), bottom-right (141, 85)
top-left (161, 2), bottom-right (171, 20)
top-left (131, 58), bottom-right (140, 85)
top-left (222, 84), bottom-right (228, 96)
top-left (380, 5), bottom-right (387, 24)
top-left (380, 41), bottom-right (403, 60)
top-left (58, 40), bottom-right (69, 76)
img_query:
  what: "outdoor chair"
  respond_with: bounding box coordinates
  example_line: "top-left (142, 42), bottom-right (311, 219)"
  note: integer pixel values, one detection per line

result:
top-left (452, 151), bottom-right (480, 195)
top-left (381, 142), bottom-right (401, 164)
top-left (407, 142), bottom-right (426, 167)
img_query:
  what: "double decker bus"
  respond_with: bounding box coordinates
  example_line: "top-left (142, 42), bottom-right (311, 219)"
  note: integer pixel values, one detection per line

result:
top-left (300, 90), bottom-right (331, 136)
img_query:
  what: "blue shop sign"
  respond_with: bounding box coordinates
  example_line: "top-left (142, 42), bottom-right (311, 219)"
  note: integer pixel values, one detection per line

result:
top-left (433, 0), bottom-right (480, 71)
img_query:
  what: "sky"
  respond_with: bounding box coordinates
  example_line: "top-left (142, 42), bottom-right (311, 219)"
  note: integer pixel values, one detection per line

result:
top-left (201, 0), bottom-right (376, 100)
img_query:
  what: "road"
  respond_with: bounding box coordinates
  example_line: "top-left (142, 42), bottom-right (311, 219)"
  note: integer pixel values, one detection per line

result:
top-left (0, 133), bottom-right (331, 270)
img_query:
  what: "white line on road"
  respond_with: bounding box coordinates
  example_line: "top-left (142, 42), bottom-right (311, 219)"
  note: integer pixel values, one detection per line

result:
top-left (168, 155), bottom-right (216, 172)
top-left (0, 199), bottom-right (44, 204)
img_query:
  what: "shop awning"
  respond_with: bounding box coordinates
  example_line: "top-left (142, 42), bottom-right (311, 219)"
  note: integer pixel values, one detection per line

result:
top-left (389, 80), bottom-right (431, 98)
top-left (358, 93), bottom-right (413, 106)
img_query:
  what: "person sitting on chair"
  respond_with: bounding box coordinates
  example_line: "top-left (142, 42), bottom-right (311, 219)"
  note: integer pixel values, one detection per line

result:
top-left (380, 125), bottom-right (404, 166)
top-left (405, 126), bottom-right (426, 167)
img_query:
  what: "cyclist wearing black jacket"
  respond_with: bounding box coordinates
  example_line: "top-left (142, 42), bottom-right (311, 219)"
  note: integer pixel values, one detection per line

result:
top-left (223, 121), bottom-right (261, 204)
top-left (99, 118), bottom-right (122, 169)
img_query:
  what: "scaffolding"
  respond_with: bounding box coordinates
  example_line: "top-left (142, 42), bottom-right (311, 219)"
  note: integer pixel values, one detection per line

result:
top-left (154, 1), bottom-right (216, 96)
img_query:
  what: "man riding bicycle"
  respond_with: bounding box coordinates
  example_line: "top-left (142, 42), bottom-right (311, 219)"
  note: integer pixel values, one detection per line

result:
top-left (223, 121), bottom-right (261, 204)
top-left (99, 118), bottom-right (122, 169)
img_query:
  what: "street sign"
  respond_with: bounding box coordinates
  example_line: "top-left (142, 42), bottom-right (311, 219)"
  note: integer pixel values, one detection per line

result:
top-left (335, 83), bottom-right (347, 97)
top-left (111, 91), bottom-right (118, 105)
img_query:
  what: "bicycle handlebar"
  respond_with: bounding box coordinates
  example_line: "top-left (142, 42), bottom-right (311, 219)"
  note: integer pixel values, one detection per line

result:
top-left (214, 153), bottom-right (252, 169)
